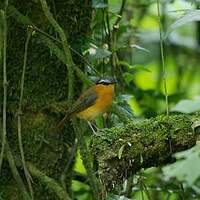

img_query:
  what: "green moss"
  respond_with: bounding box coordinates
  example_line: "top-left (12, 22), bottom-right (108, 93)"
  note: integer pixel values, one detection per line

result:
top-left (0, 182), bottom-right (21, 200)
top-left (0, 0), bottom-right (92, 199)
top-left (92, 114), bottom-right (198, 191)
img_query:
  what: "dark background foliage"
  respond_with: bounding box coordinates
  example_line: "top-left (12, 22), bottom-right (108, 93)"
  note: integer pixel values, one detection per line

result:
top-left (1, 0), bottom-right (200, 200)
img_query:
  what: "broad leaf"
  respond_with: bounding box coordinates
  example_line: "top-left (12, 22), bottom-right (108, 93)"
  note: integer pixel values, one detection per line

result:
top-left (162, 145), bottom-right (200, 189)
top-left (120, 61), bottom-right (151, 73)
top-left (171, 96), bottom-right (200, 113)
top-left (107, 194), bottom-right (132, 200)
top-left (117, 44), bottom-right (150, 53)
top-left (168, 10), bottom-right (200, 35)
top-left (87, 44), bottom-right (112, 60)
top-left (129, 44), bottom-right (150, 53)
top-left (92, 0), bottom-right (108, 8)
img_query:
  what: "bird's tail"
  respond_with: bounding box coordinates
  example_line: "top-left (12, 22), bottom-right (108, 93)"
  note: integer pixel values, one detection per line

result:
top-left (56, 112), bottom-right (71, 129)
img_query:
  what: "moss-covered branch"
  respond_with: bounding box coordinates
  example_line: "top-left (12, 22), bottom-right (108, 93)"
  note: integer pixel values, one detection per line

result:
top-left (6, 141), bottom-right (31, 200)
top-left (92, 114), bottom-right (200, 191)
top-left (27, 162), bottom-right (71, 200)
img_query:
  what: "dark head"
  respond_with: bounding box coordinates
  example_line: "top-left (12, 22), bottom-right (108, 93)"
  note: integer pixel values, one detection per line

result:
top-left (95, 77), bottom-right (117, 85)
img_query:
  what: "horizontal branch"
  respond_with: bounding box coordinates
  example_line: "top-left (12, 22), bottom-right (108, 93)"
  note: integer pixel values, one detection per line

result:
top-left (92, 114), bottom-right (200, 190)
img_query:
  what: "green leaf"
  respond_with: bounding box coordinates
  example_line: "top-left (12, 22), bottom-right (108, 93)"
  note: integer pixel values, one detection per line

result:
top-left (115, 95), bottom-right (134, 119)
top-left (119, 61), bottom-right (130, 68)
top-left (133, 65), bottom-right (151, 72)
top-left (92, 0), bottom-right (108, 8)
top-left (117, 94), bottom-right (133, 102)
top-left (87, 44), bottom-right (112, 60)
top-left (171, 96), bottom-right (200, 113)
top-left (118, 144), bottom-right (125, 159)
top-left (106, 194), bottom-right (132, 200)
top-left (162, 145), bottom-right (200, 187)
top-left (168, 10), bottom-right (200, 36)
top-left (123, 72), bottom-right (134, 84)
top-left (129, 44), bottom-right (150, 53)
top-left (120, 61), bottom-right (151, 73)
top-left (117, 44), bottom-right (149, 53)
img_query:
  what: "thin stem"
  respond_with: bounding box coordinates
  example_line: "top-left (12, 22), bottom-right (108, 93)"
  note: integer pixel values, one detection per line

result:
top-left (113, 0), bottom-right (126, 27)
top-left (72, 171), bottom-right (90, 185)
top-left (0, 4), bottom-right (31, 199)
top-left (141, 180), bottom-right (152, 200)
top-left (0, 5), bottom-right (8, 173)
top-left (179, 183), bottom-right (185, 200)
top-left (6, 140), bottom-right (31, 200)
top-left (51, 0), bottom-right (58, 39)
top-left (18, 28), bottom-right (34, 199)
top-left (33, 25), bottom-right (100, 76)
top-left (40, 0), bottom-right (74, 103)
top-left (38, 34), bottom-right (92, 85)
top-left (72, 119), bottom-right (101, 200)
top-left (60, 138), bottom-right (78, 190)
top-left (141, 188), bottom-right (145, 200)
top-left (108, 0), bottom-right (126, 76)
top-left (156, 0), bottom-right (169, 116)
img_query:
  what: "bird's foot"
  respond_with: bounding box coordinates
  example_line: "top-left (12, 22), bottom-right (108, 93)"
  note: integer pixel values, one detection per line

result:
top-left (87, 121), bottom-right (101, 135)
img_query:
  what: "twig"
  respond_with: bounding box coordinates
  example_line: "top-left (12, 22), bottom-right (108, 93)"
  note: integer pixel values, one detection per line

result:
top-left (179, 183), bottom-right (185, 200)
top-left (113, 0), bottom-right (127, 27)
top-left (60, 138), bottom-right (78, 190)
top-left (6, 140), bottom-right (31, 200)
top-left (33, 25), bottom-right (100, 76)
top-left (106, 0), bottom-right (126, 76)
top-left (156, 0), bottom-right (169, 116)
top-left (38, 34), bottom-right (99, 80)
top-left (27, 162), bottom-right (72, 200)
top-left (72, 171), bottom-right (90, 185)
top-left (0, 1), bottom-right (8, 172)
top-left (141, 179), bottom-right (152, 200)
top-left (72, 119), bottom-right (101, 200)
top-left (40, 0), bottom-right (74, 103)
top-left (0, 4), bottom-right (31, 199)
top-left (17, 27), bottom-right (34, 199)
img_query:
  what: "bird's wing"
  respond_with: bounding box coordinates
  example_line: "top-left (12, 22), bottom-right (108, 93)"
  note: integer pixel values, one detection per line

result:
top-left (57, 88), bottom-right (97, 129)
top-left (70, 88), bottom-right (98, 115)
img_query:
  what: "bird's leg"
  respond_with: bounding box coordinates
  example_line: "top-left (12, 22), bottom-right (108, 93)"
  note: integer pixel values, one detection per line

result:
top-left (103, 113), bottom-right (109, 128)
top-left (87, 121), bottom-right (99, 135)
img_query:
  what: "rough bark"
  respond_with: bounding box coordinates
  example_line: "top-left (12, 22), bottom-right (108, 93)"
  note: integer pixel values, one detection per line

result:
top-left (0, 0), bottom-right (92, 199)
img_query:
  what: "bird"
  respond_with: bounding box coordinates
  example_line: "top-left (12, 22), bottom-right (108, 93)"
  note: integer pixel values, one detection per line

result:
top-left (57, 77), bottom-right (117, 131)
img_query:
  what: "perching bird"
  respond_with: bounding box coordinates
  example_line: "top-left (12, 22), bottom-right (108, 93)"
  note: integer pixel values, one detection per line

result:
top-left (57, 77), bottom-right (117, 129)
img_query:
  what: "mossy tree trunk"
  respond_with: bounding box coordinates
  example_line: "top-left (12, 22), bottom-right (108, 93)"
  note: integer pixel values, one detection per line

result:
top-left (0, 0), bottom-right (92, 199)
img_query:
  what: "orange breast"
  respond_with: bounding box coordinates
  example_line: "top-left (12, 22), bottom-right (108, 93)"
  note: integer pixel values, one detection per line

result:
top-left (77, 84), bottom-right (115, 120)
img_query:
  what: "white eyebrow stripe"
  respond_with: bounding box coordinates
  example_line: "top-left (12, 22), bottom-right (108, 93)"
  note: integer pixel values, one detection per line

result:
top-left (98, 79), bottom-right (110, 84)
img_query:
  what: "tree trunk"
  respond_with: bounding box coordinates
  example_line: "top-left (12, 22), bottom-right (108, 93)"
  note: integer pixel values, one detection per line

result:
top-left (0, 0), bottom-right (92, 199)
